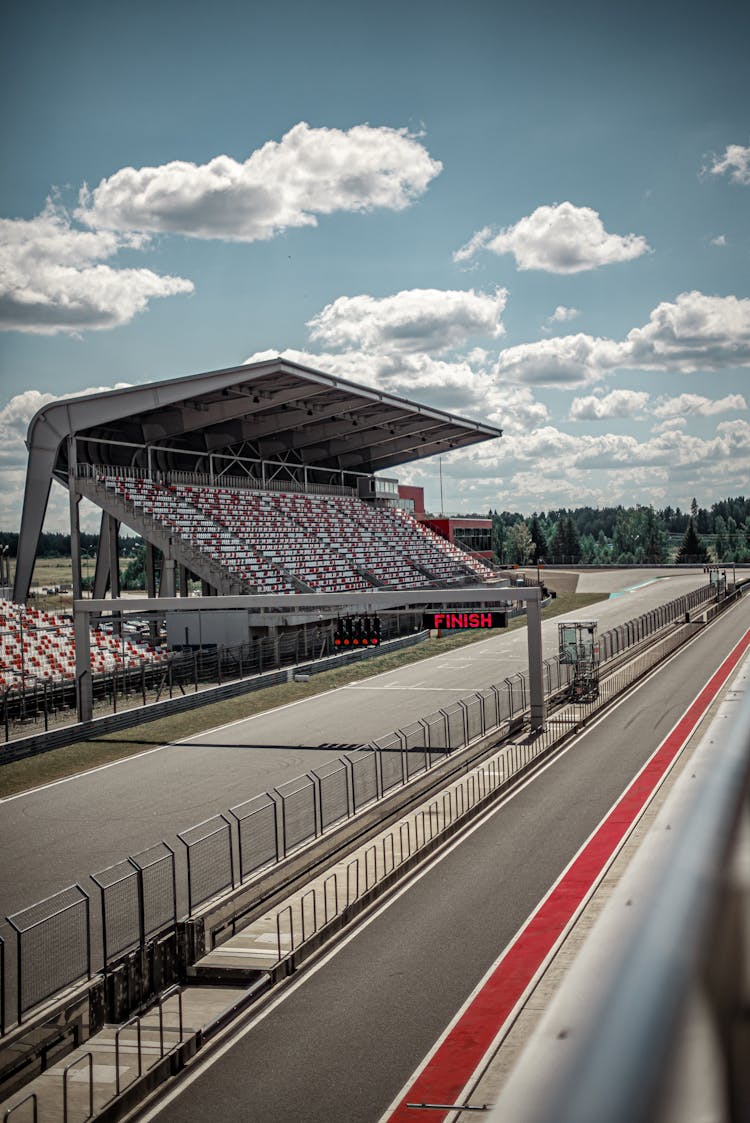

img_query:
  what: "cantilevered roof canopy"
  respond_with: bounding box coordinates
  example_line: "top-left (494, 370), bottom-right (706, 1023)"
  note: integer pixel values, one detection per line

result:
top-left (16, 357), bottom-right (502, 600)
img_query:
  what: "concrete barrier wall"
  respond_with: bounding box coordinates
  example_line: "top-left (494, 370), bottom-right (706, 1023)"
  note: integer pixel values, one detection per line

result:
top-left (0, 631), bottom-right (429, 765)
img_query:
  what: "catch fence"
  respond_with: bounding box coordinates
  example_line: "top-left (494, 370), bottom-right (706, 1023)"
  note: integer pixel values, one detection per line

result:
top-left (0, 580), bottom-right (721, 1033)
top-left (1, 613), bottom-right (419, 742)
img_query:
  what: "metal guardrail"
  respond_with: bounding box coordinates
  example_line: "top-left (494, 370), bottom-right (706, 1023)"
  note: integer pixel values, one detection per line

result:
top-left (0, 581), bottom-right (725, 1036)
top-left (256, 621), bottom-right (721, 971)
top-left (488, 645), bottom-right (750, 1123)
top-left (1, 616), bottom-right (422, 752)
top-left (2, 985), bottom-right (186, 1123)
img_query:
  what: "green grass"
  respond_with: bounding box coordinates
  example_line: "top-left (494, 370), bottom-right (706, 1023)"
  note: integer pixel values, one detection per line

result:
top-left (0, 590), bottom-right (605, 798)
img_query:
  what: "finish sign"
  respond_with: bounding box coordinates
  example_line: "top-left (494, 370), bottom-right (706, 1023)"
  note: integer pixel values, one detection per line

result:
top-left (423, 610), bottom-right (507, 631)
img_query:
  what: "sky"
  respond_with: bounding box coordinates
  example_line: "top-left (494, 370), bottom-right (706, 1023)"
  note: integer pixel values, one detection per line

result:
top-left (1, 0), bottom-right (749, 531)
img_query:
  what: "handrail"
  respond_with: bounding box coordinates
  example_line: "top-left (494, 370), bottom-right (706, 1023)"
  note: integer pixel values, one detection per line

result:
top-left (156, 984), bottom-right (184, 1057)
top-left (114, 1014), bottom-right (143, 1095)
top-left (3, 1093), bottom-right (38, 1122)
top-left (488, 648), bottom-right (750, 1123)
top-left (62, 1050), bottom-right (93, 1122)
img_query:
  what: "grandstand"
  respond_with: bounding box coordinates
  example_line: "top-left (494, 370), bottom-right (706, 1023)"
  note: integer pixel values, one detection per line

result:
top-left (87, 474), bottom-right (491, 594)
top-left (0, 598), bottom-right (166, 693)
top-left (7, 359), bottom-right (502, 713)
top-left (15, 357), bottom-right (501, 606)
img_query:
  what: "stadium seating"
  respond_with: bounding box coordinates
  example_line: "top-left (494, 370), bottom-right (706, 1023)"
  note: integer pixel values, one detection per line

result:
top-left (0, 598), bottom-right (167, 693)
top-left (97, 474), bottom-right (493, 596)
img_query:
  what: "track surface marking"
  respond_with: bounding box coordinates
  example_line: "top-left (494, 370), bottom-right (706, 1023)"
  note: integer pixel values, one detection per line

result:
top-left (381, 627), bottom-right (750, 1122)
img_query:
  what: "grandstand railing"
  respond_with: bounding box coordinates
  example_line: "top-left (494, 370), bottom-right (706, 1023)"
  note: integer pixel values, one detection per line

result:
top-left (0, 581), bottom-right (723, 1036)
top-left (75, 463), bottom-right (357, 497)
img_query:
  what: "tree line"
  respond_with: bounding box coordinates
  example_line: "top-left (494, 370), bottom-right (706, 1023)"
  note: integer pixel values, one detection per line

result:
top-left (486, 496), bottom-right (750, 566)
top-left (2, 494), bottom-right (749, 578)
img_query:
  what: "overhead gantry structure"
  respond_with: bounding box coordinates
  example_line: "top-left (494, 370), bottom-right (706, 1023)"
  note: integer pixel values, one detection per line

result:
top-left (15, 357), bottom-right (503, 605)
top-left (75, 586), bottom-right (547, 730)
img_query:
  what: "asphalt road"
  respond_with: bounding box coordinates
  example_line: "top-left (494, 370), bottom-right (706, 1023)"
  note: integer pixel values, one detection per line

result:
top-left (143, 589), bottom-right (750, 1123)
top-left (0, 571), bottom-right (708, 927)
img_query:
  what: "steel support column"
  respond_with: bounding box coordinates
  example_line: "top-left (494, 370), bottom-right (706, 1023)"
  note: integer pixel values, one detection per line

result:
top-left (73, 600), bottom-right (93, 723)
top-left (526, 590), bottom-right (546, 731)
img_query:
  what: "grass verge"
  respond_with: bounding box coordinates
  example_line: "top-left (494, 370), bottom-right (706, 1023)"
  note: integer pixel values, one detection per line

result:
top-left (0, 591), bottom-right (606, 798)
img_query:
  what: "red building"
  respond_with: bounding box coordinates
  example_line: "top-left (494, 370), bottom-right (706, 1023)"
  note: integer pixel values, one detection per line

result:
top-left (397, 486), bottom-right (493, 560)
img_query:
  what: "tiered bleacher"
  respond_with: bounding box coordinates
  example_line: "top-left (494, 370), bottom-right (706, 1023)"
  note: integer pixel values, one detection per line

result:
top-left (100, 475), bottom-right (494, 593)
top-left (398, 510), bottom-right (495, 579)
top-left (0, 599), bottom-right (167, 693)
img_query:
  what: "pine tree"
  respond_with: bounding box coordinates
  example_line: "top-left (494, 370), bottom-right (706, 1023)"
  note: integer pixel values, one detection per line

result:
top-left (643, 506), bottom-right (668, 563)
top-left (529, 514), bottom-right (547, 561)
top-left (549, 519), bottom-right (567, 561)
top-left (564, 515), bottom-right (581, 561)
top-left (676, 518), bottom-right (709, 564)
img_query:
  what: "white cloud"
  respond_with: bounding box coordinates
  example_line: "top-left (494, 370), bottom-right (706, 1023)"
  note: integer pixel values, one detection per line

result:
top-left (652, 392), bottom-right (747, 419)
top-left (453, 225), bottom-right (494, 264)
top-left (0, 203), bottom-right (193, 335)
top-left (624, 291), bottom-right (750, 371)
top-left (76, 123), bottom-right (442, 241)
top-left (492, 333), bottom-right (622, 386)
top-left (709, 144), bottom-right (750, 186)
top-left (248, 283), bottom-right (749, 512)
top-left (711, 234), bottom-right (728, 246)
top-left (307, 287), bottom-right (507, 354)
top-left (454, 202), bottom-right (651, 273)
top-left (491, 292), bottom-right (750, 386)
top-left (569, 390), bottom-right (650, 420)
top-left (652, 417), bottom-right (688, 434)
top-left (246, 341), bottom-right (548, 435)
top-left (0, 383), bottom-right (134, 530)
top-left (440, 418), bottom-right (750, 511)
top-left (0, 383), bottom-right (133, 461)
top-left (548, 305), bottom-right (581, 324)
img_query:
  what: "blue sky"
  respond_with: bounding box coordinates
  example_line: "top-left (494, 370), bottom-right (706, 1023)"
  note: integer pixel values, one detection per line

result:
top-left (1, 0), bottom-right (748, 529)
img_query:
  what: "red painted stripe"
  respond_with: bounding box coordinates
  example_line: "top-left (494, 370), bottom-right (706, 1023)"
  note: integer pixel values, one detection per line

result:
top-left (385, 628), bottom-right (750, 1122)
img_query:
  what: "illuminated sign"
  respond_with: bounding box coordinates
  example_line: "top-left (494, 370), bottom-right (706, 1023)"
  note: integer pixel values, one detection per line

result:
top-left (423, 610), bottom-right (507, 630)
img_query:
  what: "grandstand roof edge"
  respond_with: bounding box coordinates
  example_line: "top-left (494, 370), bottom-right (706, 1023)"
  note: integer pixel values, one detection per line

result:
top-left (25, 357), bottom-right (503, 450)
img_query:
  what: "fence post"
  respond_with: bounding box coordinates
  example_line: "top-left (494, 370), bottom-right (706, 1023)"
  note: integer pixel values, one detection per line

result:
top-left (457, 699), bottom-right (469, 747)
top-left (436, 708), bottom-right (450, 752)
top-left (505, 676), bottom-right (516, 715)
top-left (0, 934), bottom-right (4, 1037)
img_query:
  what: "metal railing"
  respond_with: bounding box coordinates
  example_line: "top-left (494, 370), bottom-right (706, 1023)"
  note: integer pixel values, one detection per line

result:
top-left (2, 614), bottom-right (415, 743)
top-left (0, 582), bottom-right (726, 1035)
top-left (3, 986), bottom-right (186, 1123)
top-left (258, 623), bottom-right (719, 970)
top-left (75, 462), bottom-right (358, 498)
top-left (487, 648), bottom-right (750, 1123)
top-left (2, 1092), bottom-right (37, 1122)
